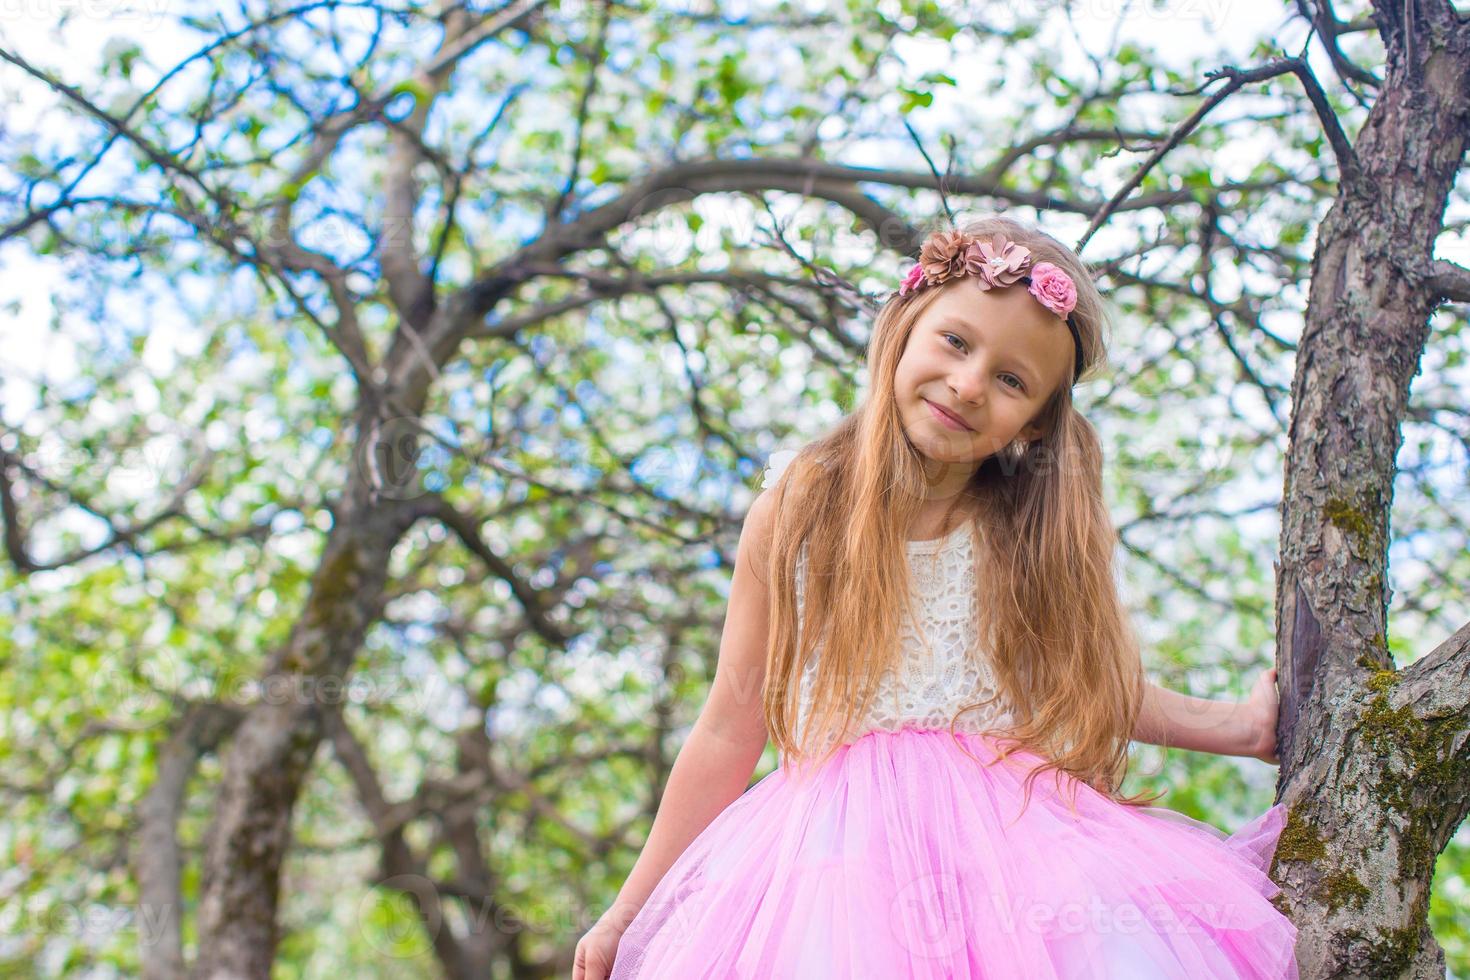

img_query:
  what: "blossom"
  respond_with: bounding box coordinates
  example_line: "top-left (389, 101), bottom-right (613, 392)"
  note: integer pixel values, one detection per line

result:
top-left (1027, 261), bottom-right (1078, 318)
top-left (964, 234), bottom-right (1031, 288)
top-left (760, 448), bottom-right (799, 490)
top-left (918, 230), bottom-right (971, 286)
top-left (898, 263), bottom-right (926, 295)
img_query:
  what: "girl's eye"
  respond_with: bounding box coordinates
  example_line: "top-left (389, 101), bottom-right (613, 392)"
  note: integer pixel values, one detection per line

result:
top-left (942, 334), bottom-right (1026, 393)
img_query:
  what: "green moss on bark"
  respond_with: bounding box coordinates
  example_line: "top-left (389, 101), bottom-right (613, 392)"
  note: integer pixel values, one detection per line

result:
top-left (1324, 497), bottom-right (1375, 550)
top-left (1358, 675), bottom-right (1457, 884)
top-left (1361, 922), bottom-right (1419, 976)
top-left (1321, 868), bottom-right (1370, 912)
top-left (1276, 806), bottom-right (1327, 864)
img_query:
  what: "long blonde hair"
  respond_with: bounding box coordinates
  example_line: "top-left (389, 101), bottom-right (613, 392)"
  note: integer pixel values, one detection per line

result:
top-left (761, 213), bottom-right (1162, 816)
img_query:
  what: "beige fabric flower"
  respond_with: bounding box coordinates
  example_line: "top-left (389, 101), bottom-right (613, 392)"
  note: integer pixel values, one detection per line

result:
top-left (918, 230), bottom-right (972, 286)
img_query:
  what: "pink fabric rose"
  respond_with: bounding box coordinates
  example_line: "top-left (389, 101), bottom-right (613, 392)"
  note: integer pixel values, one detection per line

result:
top-left (1027, 261), bottom-right (1077, 318)
top-left (899, 263), bottom-right (926, 295)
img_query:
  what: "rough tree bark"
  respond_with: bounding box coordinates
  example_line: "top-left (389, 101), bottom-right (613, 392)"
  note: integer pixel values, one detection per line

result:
top-left (1272, 1), bottom-right (1470, 976)
top-left (190, 474), bottom-right (433, 978)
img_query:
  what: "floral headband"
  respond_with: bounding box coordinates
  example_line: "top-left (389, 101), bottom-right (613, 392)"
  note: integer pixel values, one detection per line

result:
top-left (897, 230), bottom-right (1085, 384)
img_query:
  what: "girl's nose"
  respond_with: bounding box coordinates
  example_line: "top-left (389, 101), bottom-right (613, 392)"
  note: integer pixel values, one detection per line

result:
top-left (949, 374), bottom-right (984, 407)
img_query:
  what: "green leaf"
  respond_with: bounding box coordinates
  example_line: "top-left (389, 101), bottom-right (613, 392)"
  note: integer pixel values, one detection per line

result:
top-left (897, 87), bottom-right (933, 113)
top-left (386, 77), bottom-right (431, 105)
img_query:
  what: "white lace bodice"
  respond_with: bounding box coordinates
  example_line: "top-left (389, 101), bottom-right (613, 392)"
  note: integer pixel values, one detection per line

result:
top-left (790, 519), bottom-right (1015, 750)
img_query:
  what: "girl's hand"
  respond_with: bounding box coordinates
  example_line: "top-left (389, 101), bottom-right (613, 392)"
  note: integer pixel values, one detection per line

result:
top-left (572, 916), bottom-right (626, 980)
top-left (1240, 667), bottom-right (1282, 765)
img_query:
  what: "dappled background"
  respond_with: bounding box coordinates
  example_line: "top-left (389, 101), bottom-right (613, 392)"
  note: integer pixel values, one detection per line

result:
top-left (0, 0), bottom-right (1466, 976)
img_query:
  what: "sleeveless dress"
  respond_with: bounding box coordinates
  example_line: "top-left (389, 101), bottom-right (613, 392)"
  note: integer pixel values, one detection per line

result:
top-left (609, 483), bottom-right (1299, 978)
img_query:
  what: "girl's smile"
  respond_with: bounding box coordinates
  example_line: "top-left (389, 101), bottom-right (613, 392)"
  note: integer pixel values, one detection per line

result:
top-left (925, 398), bottom-right (974, 431)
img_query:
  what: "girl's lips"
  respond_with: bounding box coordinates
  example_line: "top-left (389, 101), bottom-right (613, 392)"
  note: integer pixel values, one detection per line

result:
top-left (925, 399), bottom-right (972, 431)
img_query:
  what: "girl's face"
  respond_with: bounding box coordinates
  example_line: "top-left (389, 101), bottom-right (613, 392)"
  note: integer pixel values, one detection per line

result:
top-left (894, 279), bottom-right (1074, 475)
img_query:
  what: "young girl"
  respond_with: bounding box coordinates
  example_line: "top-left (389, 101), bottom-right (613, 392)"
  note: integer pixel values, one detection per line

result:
top-left (574, 215), bottom-right (1299, 979)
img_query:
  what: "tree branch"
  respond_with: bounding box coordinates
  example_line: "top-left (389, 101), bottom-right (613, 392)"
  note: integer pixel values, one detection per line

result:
top-left (1294, 0), bottom-right (1382, 97)
top-left (1428, 258), bottom-right (1470, 303)
top-left (135, 702), bottom-right (242, 980)
top-left (1079, 54), bottom-right (1359, 252)
top-left (323, 708), bottom-right (471, 978)
top-left (416, 493), bottom-right (569, 648)
top-left (0, 442), bottom-right (218, 574)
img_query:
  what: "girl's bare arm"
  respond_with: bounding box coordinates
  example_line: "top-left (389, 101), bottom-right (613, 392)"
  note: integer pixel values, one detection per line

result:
top-left (1132, 681), bottom-right (1252, 756)
top-left (597, 488), bottom-right (779, 932)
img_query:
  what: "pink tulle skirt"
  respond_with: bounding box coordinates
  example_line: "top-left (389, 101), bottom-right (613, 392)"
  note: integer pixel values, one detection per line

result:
top-left (609, 726), bottom-right (1298, 979)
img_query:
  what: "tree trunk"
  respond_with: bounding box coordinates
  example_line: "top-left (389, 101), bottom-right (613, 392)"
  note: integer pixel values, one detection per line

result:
top-left (190, 438), bottom-right (429, 979)
top-left (1274, 1), bottom-right (1470, 975)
